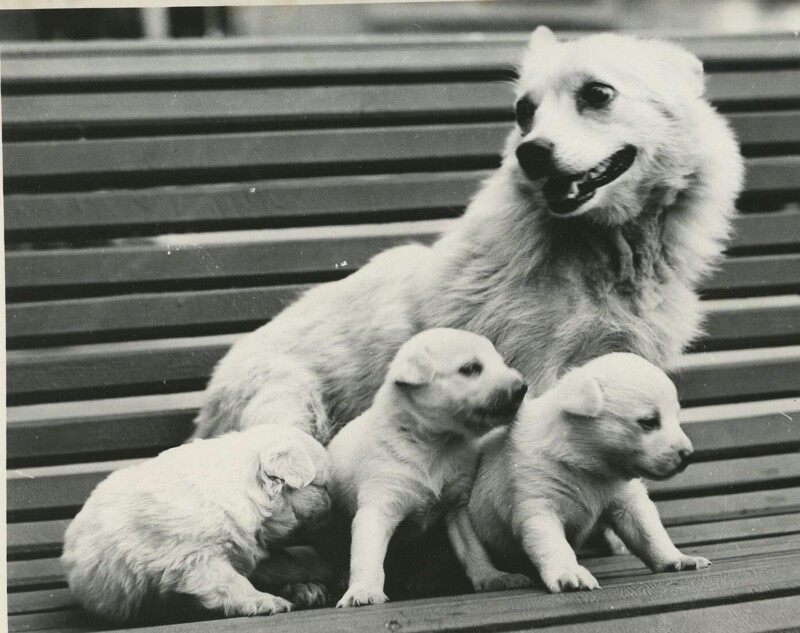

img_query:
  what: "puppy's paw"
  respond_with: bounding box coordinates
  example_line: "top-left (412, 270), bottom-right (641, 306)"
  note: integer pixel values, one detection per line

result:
top-left (541, 565), bottom-right (600, 593)
top-left (336, 583), bottom-right (388, 608)
top-left (238, 594), bottom-right (293, 616)
top-left (282, 582), bottom-right (329, 609)
top-left (660, 555), bottom-right (711, 572)
top-left (473, 572), bottom-right (532, 593)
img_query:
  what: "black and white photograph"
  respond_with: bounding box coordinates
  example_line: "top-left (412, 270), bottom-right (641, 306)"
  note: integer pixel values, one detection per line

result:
top-left (3, 1), bottom-right (799, 631)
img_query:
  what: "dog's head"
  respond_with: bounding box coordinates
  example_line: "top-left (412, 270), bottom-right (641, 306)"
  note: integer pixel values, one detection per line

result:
top-left (249, 425), bottom-right (332, 528)
top-left (388, 328), bottom-right (527, 436)
top-left (510, 26), bottom-right (705, 223)
top-left (554, 352), bottom-right (692, 480)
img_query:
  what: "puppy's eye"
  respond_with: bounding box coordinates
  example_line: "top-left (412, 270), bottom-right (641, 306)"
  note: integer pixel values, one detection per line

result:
top-left (637, 414), bottom-right (661, 431)
top-left (579, 81), bottom-right (616, 108)
top-left (459, 361), bottom-right (483, 377)
top-left (515, 97), bottom-right (536, 130)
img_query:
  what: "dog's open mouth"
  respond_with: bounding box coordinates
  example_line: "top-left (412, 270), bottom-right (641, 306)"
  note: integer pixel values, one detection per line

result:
top-left (542, 145), bottom-right (637, 216)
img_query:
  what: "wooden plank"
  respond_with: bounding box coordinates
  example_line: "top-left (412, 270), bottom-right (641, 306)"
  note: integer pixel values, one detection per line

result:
top-left (9, 537), bottom-right (800, 606)
top-left (5, 121), bottom-right (799, 185)
top-left (5, 158), bottom-right (797, 236)
top-left (680, 397), bottom-right (800, 457)
top-left (6, 220), bottom-right (799, 292)
top-left (2, 39), bottom-right (798, 86)
top-left (529, 594), bottom-right (800, 633)
top-left (2, 31), bottom-right (796, 62)
top-left (3, 88), bottom-right (796, 143)
top-left (6, 334), bottom-right (800, 405)
top-left (7, 519), bottom-right (70, 560)
top-left (649, 453), bottom-right (800, 499)
top-left (10, 444), bottom-right (800, 523)
top-left (13, 553), bottom-right (800, 633)
top-left (8, 588), bottom-right (75, 616)
top-left (7, 285), bottom-right (800, 351)
top-left (3, 171), bottom-right (482, 234)
top-left (675, 345), bottom-right (800, 403)
top-left (700, 295), bottom-right (800, 349)
top-left (705, 254), bottom-right (800, 295)
top-left (8, 609), bottom-right (104, 633)
top-left (659, 486), bottom-right (800, 526)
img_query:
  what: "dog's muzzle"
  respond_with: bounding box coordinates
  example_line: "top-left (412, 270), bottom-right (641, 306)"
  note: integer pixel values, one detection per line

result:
top-left (516, 142), bottom-right (637, 216)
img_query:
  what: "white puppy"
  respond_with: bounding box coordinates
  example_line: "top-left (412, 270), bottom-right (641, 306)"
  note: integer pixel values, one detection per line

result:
top-left (329, 328), bottom-right (531, 607)
top-left (61, 425), bottom-right (332, 624)
top-left (469, 352), bottom-right (710, 593)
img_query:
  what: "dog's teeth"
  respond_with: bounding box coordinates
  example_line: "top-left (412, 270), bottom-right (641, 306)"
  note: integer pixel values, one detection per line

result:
top-left (567, 181), bottom-right (581, 199)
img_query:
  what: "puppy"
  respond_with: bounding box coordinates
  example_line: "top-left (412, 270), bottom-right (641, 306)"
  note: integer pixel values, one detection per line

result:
top-left (329, 328), bottom-right (531, 607)
top-left (469, 352), bottom-right (710, 593)
top-left (61, 425), bottom-right (332, 624)
top-left (192, 28), bottom-right (742, 454)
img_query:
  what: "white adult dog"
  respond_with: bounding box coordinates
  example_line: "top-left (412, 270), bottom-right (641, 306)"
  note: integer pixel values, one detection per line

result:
top-left (193, 27), bottom-right (742, 448)
top-left (62, 425), bottom-right (331, 624)
top-left (328, 328), bottom-right (530, 607)
top-left (468, 352), bottom-right (710, 593)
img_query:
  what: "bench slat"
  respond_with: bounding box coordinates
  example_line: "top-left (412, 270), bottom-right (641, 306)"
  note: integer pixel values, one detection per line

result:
top-left (6, 336), bottom-right (800, 404)
top-left (4, 159), bottom-right (797, 236)
top-left (2, 40), bottom-right (798, 86)
top-left (6, 219), bottom-right (799, 292)
top-left (9, 442), bottom-right (800, 522)
top-left (8, 287), bottom-right (799, 348)
top-left (5, 122), bottom-right (799, 186)
top-left (10, 552), bottom-right (800, 633)
top-left (6, 387), bottom-right (798, 467)
top-left (3, 89), bottom-right (797, 142)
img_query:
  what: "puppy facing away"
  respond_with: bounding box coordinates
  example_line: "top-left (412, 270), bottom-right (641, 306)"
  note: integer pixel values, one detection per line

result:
top-left (469, 352), bottom-right (710, 593)
top-left (329, 328), bottom-right (531, 607)
top-left (192, 27), bottom-right (742, 453)
top-left (61, 425), bottom-right (332, 624)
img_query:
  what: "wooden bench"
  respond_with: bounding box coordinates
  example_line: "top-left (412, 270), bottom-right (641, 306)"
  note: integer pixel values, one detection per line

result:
top-left (4, 31), bottom-right (800, 632)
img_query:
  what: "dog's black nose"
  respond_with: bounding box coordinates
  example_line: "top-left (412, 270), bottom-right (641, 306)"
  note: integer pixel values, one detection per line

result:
top-left (676, 447), bottom-right (693, 470)
top-left (516, 140), bottom-right (554, 179)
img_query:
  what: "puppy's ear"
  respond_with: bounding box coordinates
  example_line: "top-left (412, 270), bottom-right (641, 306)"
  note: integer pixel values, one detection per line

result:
top-left (392, 347), bottom-right (436, 387)
top-left (655, 43), bottom-right (705, 99)
top-left (257, 441), bottom-right (316, 490)
top-left (561, 375), bottom-right (605, 418)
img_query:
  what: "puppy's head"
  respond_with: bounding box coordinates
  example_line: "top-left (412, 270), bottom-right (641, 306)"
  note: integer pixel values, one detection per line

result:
top-left (249, 425), bottom-right (332, 528)
top-left (510, 26), bottom-right (705, 223)
top-left (388, 328), bottom-right (527, 436)
top-left (555, 353), bottom-right (691, 480)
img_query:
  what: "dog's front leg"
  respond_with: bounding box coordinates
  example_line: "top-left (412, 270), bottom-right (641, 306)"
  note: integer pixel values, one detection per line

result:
top-left (609, 480), bottom-right (711, 573)
top-left (516, 501), bottom-right (599, 593)
top-left (337, 504), bottom-right (402, 608)
top-left (446, 507), bottom-right (531, 593)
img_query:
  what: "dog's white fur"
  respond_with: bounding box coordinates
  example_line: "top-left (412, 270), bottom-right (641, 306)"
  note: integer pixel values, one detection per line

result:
top-left (61, 425), bottom-right (331, 624)
top-left (329, 328), bottom-right (531, 607)
top-left (469, 352), bottom-right (710, 593)
top-left (192, 29), bottom-right (742, 455)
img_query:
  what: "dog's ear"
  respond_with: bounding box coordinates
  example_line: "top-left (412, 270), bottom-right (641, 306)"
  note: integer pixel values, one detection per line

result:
top-left (655, 43), bottom-right (705, 99)
top-left (392, 346), bottom-right (436, 387)
top-left (561, 374), bottom-right (605, 418)
top-left (527, 25), bottom-right (558, 52)
top-left (257, 441), bottom-right (316, 490)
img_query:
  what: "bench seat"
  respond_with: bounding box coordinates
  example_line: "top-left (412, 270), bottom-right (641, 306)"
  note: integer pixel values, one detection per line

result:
top-left (3, 31), bottom-right (799, 632)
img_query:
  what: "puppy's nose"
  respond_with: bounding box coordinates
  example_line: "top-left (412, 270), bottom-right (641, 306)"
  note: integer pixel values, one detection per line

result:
top-left (676, 446), bottom-right (693, 471)
top-left (516, 140), bottom-right (554, 179)
top-left (510, 381), bottom-right (528, 405)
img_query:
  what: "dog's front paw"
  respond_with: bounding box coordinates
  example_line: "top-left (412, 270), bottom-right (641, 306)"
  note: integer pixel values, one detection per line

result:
top-left (282, 582), bottom-right (329, 609)
top-left (660, 555), bottom-right (711, 572)
top-left (243, 594), bottom-right (293, 616)
top-left (541, 565), bottom-right (600, 593)
top-left (336, 582), bottom-right (388, 608)
top-left (473, 572), bottom-right (532, 593)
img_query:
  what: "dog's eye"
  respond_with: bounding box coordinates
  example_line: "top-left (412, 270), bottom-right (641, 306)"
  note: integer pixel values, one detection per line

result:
top-left (637, 414), bottom-right (661, 431)
top-left (459, 361), bottom-right (483, 377)
top-left (515, 97), bottom-right (536, 130)
top-left (579, 81), bottom-right (616, 108)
